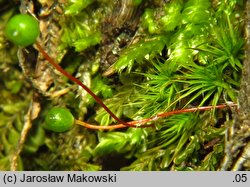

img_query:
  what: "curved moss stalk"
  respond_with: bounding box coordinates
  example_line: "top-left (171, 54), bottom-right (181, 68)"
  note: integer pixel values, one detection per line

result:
top-left (35, 42), bottom-right (131, 127)
top-left (75, 103), bottom-right (238, 130)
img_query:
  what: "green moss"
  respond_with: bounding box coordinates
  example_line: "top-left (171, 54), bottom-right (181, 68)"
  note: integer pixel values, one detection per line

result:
top-left (0, 0), bottom-right (246, 171)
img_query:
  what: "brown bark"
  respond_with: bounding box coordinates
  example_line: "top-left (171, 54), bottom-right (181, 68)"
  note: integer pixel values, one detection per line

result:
top-left (220, 0), bottom-right (250, 170)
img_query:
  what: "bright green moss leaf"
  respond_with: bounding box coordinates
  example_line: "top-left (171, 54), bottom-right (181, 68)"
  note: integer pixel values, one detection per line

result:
top-left (65, 0), bottom-right (94, 16)
top-left (174, 135), bottom-right (200, 165)
top-left (160, 0), bottom-right (183, 31)
top-left (7, 128), bottom-right (20, 145)
top-left (23, 126), bottom-right (45, 154)
top-left (94, 128), bottom-right (147, 157)
top-left (142, 9), bottom-right (159, 34)
top-left (114, 35), bottom-right (168, 73)
top-left (74, 33), bottom-right (101, 52)
top-left (182, 2), bottom-right (211, 24)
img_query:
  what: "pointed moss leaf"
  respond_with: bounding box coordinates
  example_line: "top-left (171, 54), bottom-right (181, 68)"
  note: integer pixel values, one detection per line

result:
top-left (65, 0), bottom-right (94, 16)
top-left (60, 10), bottom-right (100, 51)
top-left (7, 128), bottom-right (20, 145)
top-left (23, 126), bottom-right (45, 154)
top-left (142, 9), bottom-right (159, 34)
top-left (86, 75), bottom-right (113, 106)
top-left (94, 132), bottom-right (128, 156)
top-left (74, 33), bottom-right (101, 52)
top-left (94, 129), bottom-right (147, 157)
top-left (174, 131), bottom-right (190, 157)
top-left (95, 101), bottom-right (123, 126)
top-left (174, 135), bottom-right (199, 165)
top-left (182, 3), bottom-right (211, 24)
top-left (160, 0), bottom-right (183, 31)
top-left (114, 35), bottom-right (168, 73)
top-left (95, 86), bottom-right (137, 125)
top-left (160, 145), bottom-right (176, 168)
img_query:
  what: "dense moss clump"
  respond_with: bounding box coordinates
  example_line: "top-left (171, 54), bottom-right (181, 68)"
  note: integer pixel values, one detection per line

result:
top-left (0, 0), bottom-right (247, 170)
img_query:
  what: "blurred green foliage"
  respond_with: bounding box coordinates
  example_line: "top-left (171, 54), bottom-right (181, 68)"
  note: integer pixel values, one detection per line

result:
top-left (0, 0), bottom-right (245, 170)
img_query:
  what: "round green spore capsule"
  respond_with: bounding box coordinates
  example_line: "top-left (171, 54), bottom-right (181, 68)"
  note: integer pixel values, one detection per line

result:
top-left (4, 14), bottom-right (40, 47)
top-left (45, 107), bottom-right (74, 133)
